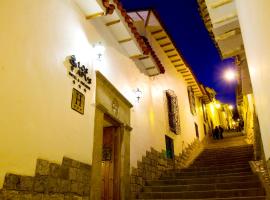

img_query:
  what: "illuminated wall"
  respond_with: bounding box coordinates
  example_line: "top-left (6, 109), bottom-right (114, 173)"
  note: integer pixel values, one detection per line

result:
top-left (236, 0), bottom-right (270, 159)
top-left (0, 0), bottom-right (205, 187)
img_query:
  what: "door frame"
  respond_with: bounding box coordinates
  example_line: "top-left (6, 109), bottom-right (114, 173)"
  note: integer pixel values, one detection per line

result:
top-left (90, 71), bottom-right (133, 200)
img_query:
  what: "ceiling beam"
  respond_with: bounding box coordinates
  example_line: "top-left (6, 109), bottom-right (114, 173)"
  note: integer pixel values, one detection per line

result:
top-left (160, 42), bottom-right (172, 47)
top-left (86, 12), bottom-right (104, 20)
top-left (118, 38), bottom-right (132, 43)
top-left (164, 49), bottom-right (175, 53)
top-left (106, 20), bottom-right (121, 26)
top-left (156, 36), bottom-right (167, 41)
top-left (151, 29), bottom-right (163, 35)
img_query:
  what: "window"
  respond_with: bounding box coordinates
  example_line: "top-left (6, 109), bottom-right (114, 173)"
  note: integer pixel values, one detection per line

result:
top-left (165, 135), bottom-right (174, 159)
top-left (195, 123), bottom-right (199, 138)
top-left (187, 86), bottom-right (196, 115)
top-left (166, 90), bottom-right (180, 134)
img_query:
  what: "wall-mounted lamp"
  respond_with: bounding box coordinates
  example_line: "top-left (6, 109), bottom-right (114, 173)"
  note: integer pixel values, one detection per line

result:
top-left (93, 42), bottom-right (105, 61)
top-left (134, 88), bottom-right (142, 103)
top-left (228, 105), bottom-right (234, 110)
top-left (215, 103), bottom-right (221, 109)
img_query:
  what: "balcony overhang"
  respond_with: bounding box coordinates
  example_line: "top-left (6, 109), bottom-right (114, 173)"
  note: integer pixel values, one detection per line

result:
top-left (74, 0), bottom-right (165, 76)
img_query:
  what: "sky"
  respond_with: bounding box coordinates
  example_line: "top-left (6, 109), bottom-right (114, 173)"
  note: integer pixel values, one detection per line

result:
top-left (120, 0), bottom-right (237, 105)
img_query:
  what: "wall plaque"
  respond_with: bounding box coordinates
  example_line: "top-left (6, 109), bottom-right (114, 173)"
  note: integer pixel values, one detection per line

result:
top-left (68, 55), bottom-right (92, 93)
top-left (71, 88), bottom-right (85, 114)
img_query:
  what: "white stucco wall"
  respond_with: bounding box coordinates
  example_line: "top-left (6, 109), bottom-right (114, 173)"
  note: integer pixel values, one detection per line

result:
top-left (0, 0), bottom-right (204, 187)
top-left (235, 0), bottom-right (270, 159)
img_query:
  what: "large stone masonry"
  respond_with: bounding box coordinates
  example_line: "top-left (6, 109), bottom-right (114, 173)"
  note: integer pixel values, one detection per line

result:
top-left (0, 157), bottom-right (91, 200)
top-left (130, 139), bottom-right (201, 198)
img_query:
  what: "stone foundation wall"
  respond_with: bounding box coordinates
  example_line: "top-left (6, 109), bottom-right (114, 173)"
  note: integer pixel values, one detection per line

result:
top-left (130, 139), bottom-right (201, 198)
top-left (0, 157), bottom-right (91, 200)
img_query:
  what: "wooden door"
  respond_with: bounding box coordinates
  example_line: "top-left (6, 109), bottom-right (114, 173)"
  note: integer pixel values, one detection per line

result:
top-left (101, 127), bottom-right (120, 200)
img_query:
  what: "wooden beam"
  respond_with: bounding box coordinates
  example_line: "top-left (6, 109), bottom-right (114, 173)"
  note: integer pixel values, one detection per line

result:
top-left (211, 0), bottom-right (233, 9)
top-left (146, 66), bottom-right (156, 70)
top-left (118, 38), bottom-right (132, 43)
top-left (183, 74), bottom-right (192, 77)
top-left (160, 42), bottom-right (172, 47)
top-left (129, 54), bottom-right (142, 59)
top-left (168, 54), bottom-right (178, 58)
top-left (164, 49), bottom-right (175, 53)
top-left (178, 69), bottom-right (189, 72)
top-left (171, 59), bottom-right (181, 63)
top-left (139, 56), bottom-right (150, 60)
top-left (106, 20), bottom-right (121, 26)
top-left (174, 64), bottom-right (184, 67)
top-left (156, 36), bottom-right (167, 41)
top-left (86, 12), bottom-right (104, 20)
top-left (151, 29), bottom-right (163, 35)
top-left (180, 71), bottom-right (190, 74)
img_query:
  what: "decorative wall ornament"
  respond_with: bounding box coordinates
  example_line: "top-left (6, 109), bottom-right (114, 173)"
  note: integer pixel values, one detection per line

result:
top-left (71, 88), bottom-right (85, 115)
top-left (188, 86), bottom-right (196, 115)
top-left (165, 90), bottom-right (180, 134)
top-left (68, 55), bottom-right (92, 92)
top-left (112, 98), bottom-right (119, 116)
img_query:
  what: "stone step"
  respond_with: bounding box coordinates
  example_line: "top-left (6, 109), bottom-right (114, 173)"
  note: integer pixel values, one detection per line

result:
top-left (143, 181), bottom-right (262, 192)
top-left (190, 161), bottom-right (250, 167)
top-left (138, 188), bottom-right (265, 199)
top-left (146, 175), bottom-right (259, 186)
top-left (171, 165), bottom-right (251, 174)
top-left (183, 163), bottom-right (250, 171)
top-left (160, 172), bottom-right (254, 179)
top-left (136, 196), bottom-right (266, 200)
top-left (162, 167), bottom-right (252, 178)
top-left (195, 155), bottom-right (253, 161)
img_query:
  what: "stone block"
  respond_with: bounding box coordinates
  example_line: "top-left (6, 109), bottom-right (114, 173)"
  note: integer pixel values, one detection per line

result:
top-left (3, 174), bottom-right (20, 190)
top-left (50, 163), bottom-right (61, 178)
top-left (81, 171), bottom-right (90, 184)
top-left (70, 181), bottom-right (80, 195)
top-left (58, 179), bottom-right (71, 193)
top-left (69, 168), bottom-right (77, 181)
top-left (33, 176), bottom-right (48, 193)
top-left (79, 163), bottom-right (91, 171)
top-left (63, 157), bottom-right (80, 168)
top-left (44, 194), bottom-right (64, 200)
top-left (19, 193), bottom-right (32, 200)
top-left (83, 184), bottom-right (90, 196)
top-left (1, 190), bottom-right (19, 200)
top-left (76, 170), bottom-right (84, 183)
top-left (36, 159), bottom-right (50, 176)
top-left (18, 176), bottom-right (34, 191)
top-left (47, 177), bottom-right (59, 193)
top-left (64, 195), bottom-right (83, 200)
top-left (60, 166), bottom-right (69, 180)
top-left (32, 193), bottom-right (43, 200)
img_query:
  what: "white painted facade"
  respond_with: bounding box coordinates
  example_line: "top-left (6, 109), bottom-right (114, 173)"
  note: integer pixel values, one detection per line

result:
top-left (0, 0), bottom-right (206, 187)
top-left (235, 0), bottom-right (270, 160)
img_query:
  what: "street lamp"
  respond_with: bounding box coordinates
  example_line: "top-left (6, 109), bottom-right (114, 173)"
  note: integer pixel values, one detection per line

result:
top-left (224, 69), bottom-right (237, 82)
top-left (228, 105), bottom-right (234, 110)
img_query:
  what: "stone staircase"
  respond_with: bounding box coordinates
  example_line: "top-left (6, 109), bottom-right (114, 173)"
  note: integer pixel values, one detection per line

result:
top-left (137, 144), bottom-right (266, 199)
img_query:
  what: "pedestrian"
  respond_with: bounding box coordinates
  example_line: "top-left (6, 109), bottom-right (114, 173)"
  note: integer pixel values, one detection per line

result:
top-left (214, 126), bottom-right (219, 140)
top-left (219, 126), bottom-right (224, 139)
